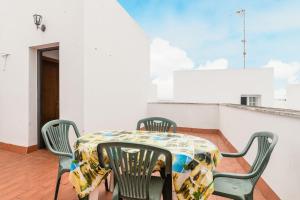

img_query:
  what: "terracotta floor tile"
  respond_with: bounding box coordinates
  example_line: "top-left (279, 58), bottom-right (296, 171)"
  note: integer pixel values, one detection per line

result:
top-left (0, 132), bottom-right (268, 200)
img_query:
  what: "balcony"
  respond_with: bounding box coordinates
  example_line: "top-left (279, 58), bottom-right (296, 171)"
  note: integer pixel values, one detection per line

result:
top-left (148, 102), bottom-right (299, 199)
top-left (0, 130), bottom-right (267, 200)
top-left (1, 102), bottom-right (294, 199)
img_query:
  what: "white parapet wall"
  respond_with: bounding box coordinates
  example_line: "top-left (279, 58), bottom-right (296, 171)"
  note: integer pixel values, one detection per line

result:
top-left (286, 84), bottom-right (300, 110)
top-left (147, 102), bottom-right (219, 129)
top-left (219, 104), bottom-right (300, 199)
top-left (147, 102), bottom-right (300, 199)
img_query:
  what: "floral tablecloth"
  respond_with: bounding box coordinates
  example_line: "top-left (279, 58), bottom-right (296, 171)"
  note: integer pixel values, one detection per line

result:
top-left (69, 130), bottom-right (222, 199)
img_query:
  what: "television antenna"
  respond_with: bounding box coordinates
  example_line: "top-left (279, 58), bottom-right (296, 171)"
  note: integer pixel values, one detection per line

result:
top-left (236, 9), bottom-right (246, 69)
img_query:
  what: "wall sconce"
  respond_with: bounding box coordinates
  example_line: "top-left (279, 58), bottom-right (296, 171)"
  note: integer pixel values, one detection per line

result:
top-left (33, 14), bottom-right (46, 32)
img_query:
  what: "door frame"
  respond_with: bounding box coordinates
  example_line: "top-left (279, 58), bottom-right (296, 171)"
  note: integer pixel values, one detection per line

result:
top-left (37, 46), bottom-right (59, 148)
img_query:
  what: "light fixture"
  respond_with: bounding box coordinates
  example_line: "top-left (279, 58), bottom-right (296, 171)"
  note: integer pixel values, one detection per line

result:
top-left (33, 14), bottom-right (46, 32)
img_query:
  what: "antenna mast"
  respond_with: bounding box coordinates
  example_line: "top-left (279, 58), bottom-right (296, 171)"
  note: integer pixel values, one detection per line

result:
top-left (236, 9), bottom-right (246, 69)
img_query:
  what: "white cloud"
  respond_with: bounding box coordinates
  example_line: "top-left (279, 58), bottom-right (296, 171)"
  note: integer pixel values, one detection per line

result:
top-left (150, 38), bottom-right (194, 99)
top-left (150, 38), bottom-right (229, 99)
top-left (151, 38), bottom-right (300, 100)
top-left (263, 60), bottom-right (300, 84)
top-left (196, 58), bottom-right (229, 70)
top-left (150, 37), bottom-right (194, 81)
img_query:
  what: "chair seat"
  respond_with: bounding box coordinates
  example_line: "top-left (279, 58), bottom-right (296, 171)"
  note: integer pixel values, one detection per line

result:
top-left (214, 177), bottom-right (253, 200)
top-left (59, 156), bottom-right (72, 172)
top-left (113, 176), bottom-right (165, 200)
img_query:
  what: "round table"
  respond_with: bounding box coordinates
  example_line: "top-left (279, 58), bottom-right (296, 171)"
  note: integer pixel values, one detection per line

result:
top-left (69, 130), bottom-right (222, 200)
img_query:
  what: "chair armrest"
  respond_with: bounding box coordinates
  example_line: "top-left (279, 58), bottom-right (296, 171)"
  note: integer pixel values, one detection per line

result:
top-left (221, 152), bottom-right (245, 158)
top-left (213, 171), bottom-right (256, 180)
top-left (52, 150), bottom-right (73, 158)
top-left (136, 120), bottom-right (143, 130)
top-left (221, 134), bottom-right (257, 158)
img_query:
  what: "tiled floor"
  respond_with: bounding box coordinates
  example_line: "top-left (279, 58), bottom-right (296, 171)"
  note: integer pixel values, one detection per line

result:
top-left (0, 132), bottom-right (267, 200)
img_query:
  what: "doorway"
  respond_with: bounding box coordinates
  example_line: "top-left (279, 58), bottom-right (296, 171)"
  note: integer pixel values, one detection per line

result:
top-left (37, 47), bottom-right (59, 148)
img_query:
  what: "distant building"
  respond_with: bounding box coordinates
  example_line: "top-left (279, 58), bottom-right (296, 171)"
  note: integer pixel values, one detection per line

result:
top-left (148, 83), bottom-right (158, 102)
top-left (286, 84), bottom-right (300, 110)
top-left (173, 68), bottom-right (274, 107)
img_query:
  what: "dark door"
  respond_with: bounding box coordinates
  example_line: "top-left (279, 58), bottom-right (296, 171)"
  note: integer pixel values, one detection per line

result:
top-left (39, 56), bottom-right (59, 147)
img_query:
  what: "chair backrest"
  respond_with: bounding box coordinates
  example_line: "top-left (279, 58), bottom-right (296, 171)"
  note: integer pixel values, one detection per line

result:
top-left (97, 142), bottom-right (172, 200)
top-left (247, 132), bottom-right (278, 185)
top-left (136, 117), bottom-right (177, 133)
top-left (41, 119), bottom-right (80, 156)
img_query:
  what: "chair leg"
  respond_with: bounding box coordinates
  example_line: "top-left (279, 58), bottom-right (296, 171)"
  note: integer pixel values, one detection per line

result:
top-left (162, 174), bottom-right (172, 200)
top-left (105, 178), bottom-right (109, 191)
top-left (160, 167), bottom-right (166, 179)
top-left (112, 183), bottom-right (120, 200)
top-left (245, 192), bottom-right (253, 200)
top-left (54, 173), bottom-right (62, 200)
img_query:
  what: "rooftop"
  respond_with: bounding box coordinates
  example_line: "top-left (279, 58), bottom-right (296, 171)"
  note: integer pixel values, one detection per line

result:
top-left (0, 130), bottom-right (267, 200)
top-left (150, 101), bottom-right (300, 119)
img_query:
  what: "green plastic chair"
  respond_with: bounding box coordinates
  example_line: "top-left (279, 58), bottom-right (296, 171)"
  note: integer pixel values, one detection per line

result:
top-left (97, 142), bottom-right (173, 200)
top-left (213, 131), bottom-right (278, 200)
top-left (41, 120), bottom-right (80, 200)
top-left (42, 120), bottom-right (109, 200)
top-left (136, 117), bottom-right (177, 133)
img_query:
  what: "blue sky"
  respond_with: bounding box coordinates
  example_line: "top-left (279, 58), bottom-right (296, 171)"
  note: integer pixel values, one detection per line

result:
top-left (118, 0), bottom-right (300, 98)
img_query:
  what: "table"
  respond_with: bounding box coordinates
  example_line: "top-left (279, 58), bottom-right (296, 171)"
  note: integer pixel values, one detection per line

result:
top-left (69, 130), bottom-right (222, 200)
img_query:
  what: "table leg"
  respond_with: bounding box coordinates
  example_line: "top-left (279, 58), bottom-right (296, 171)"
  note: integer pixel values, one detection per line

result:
top-left (78, 195), bottom-right (89, 200)
top-left (84, 175), bottom-right (114, 200)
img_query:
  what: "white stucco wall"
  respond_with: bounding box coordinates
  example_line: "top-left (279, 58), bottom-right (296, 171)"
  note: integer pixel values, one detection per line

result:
top-left (83, 0), bottom-right (149, 132)
top-left (174, 68), bottom-right (274, 107)
top-left (147, 103), bottom-right (219, 129)
top-left (0, 0), bottom-right (84, 146)
top-left (147, 102), bottom-right (299, 199)
top-left (219, 105), bottom-right (300, 199)
top-left (0, 0), bottom-right (149, 146)
top-left (286, 84), bottom-right (300, 110)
